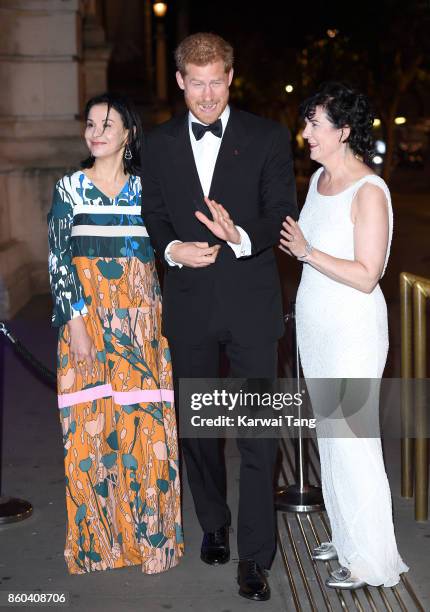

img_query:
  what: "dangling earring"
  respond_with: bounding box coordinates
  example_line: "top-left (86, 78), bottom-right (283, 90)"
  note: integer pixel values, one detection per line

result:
top-left (124, 145), bottom-right (132, 160)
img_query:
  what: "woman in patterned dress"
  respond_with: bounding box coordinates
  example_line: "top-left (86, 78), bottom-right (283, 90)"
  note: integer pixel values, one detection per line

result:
top-left (47, 93), bottom-right (183, 575)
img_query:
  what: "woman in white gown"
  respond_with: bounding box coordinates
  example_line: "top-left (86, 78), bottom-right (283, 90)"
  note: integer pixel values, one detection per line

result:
top-left (279, 82), bottom-right (408, 589)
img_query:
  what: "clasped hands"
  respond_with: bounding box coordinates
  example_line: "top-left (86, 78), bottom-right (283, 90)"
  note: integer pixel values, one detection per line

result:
top-left (170, 197), bottom-right (240, 268)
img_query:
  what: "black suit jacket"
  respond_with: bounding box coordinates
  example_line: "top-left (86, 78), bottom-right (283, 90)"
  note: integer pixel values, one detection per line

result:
top-left (141, 107), bottom-right (298, 344)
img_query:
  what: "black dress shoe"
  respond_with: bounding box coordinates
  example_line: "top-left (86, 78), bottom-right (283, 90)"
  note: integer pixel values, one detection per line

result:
top-left (200, 525), bottom-right (230, 565)
top-left (237, 559), bottom-right (271, 601)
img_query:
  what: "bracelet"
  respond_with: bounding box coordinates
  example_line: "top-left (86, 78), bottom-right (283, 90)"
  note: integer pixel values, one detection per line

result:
top-left (297, 241), bottom-right (314, 260)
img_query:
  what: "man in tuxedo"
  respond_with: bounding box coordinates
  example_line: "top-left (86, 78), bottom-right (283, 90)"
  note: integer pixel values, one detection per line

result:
top-left (142, 32), bottom-right (297, 602)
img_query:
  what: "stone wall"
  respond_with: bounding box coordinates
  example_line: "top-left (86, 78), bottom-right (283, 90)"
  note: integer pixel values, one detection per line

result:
top-left (0, 0), bottom-right (109, 318)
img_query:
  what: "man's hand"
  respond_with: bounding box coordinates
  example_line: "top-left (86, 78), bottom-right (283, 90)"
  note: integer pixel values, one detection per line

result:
top-left (169, 241), bottom-right (221, 268)
top-left (195, 197), bottom-right (241, 244)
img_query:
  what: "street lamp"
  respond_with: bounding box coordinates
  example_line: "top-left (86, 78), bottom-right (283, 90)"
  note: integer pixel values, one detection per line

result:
top-left (153, 2), bottom-right (167, 18)
top-left (153, 2), bottom-right (168, 103)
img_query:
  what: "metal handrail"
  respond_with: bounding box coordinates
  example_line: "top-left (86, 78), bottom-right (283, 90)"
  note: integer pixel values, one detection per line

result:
top-left (399, 272), bottom-right (430, 521)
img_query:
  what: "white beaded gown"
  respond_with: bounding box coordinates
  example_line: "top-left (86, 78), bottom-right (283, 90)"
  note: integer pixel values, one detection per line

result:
top-left (295, 167), bottom-right (408, 586)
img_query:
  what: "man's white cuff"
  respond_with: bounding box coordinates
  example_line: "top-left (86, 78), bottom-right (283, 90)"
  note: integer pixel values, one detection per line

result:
top-left (227, 226), bottom-right (252, 258)
top-left (165, 240), bottom-right (183, 267)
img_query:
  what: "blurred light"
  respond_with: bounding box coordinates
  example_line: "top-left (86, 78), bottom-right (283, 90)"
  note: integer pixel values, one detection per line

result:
top-left (327, 29), bottom-right (338, 38)
top-left (375, 140), bottom-right (386, 154)
top-left (394, 116), bottom-right (406, 125)
top-left (372, 155), bottom-right (383, 165)
top-left (296, 133), bottom-right (304, 149)
top-left (373, 118), bottom-right (381, 128)
top-left (153, 2), bottom-right (167, 17)
top-left (285, 84), bottom-right (294, 93)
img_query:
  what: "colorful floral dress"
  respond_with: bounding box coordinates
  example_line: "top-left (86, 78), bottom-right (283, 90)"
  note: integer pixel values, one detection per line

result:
top-left (47, 171), bottom-right (183, 575)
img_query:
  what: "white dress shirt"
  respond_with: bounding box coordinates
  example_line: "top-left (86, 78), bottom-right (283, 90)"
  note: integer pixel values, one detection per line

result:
top-left (165, 105), bottom-right (251, 266)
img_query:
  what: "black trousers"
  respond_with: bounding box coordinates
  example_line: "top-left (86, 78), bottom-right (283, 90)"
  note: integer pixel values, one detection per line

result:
top-left (169, 330), bottom-right (279, 569)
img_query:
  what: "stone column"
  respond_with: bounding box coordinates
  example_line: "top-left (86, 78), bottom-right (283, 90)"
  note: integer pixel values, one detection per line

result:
top-left (0, 0), bottom-right (103, 318)
top-left (81, 0), bottom-right (111, 106)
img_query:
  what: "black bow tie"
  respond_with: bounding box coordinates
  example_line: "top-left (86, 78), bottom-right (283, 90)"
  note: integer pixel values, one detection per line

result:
top-left (191, 119), bottom-right (223, 141)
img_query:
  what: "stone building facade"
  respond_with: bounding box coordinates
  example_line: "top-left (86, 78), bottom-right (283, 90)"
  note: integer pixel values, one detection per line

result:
top-left (0, 0), bottom-right (179, 318)
top-left (0, 0), bottom-right (112, 318)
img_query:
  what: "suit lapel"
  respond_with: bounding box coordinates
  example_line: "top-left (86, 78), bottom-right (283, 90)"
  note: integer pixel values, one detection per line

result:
top-left (209, 107), bottom-right (252, 200)
top-left (165, 113), bottom-right (206, 213)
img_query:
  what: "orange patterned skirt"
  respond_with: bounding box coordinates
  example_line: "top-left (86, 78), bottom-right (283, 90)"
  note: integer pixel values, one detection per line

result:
top-left (56, 256), bottom-right (183, 574)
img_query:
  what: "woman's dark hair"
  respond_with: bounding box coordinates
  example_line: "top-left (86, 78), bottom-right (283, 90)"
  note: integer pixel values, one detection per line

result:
top-left (300, 82), bottom-right (375, 161)
top-left (81, 92), bottom-right (143, 175)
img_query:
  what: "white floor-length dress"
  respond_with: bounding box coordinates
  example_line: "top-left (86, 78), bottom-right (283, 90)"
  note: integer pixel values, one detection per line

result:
top-left (295, 167), bottom-right (408, 586)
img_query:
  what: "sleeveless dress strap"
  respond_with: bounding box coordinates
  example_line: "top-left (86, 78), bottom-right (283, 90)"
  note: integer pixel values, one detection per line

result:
top-left (309, 166), bottom-right (324, 192)
top-left (350, 174), bottom-right (390, 204)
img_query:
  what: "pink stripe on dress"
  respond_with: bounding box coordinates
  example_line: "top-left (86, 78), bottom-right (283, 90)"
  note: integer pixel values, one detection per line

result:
top-left (113, 389), bottom-right (175, 405)
top-left (58, 385), bottom-right (174, 408)
top-left (58, 384), bottom-right (113, 408)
